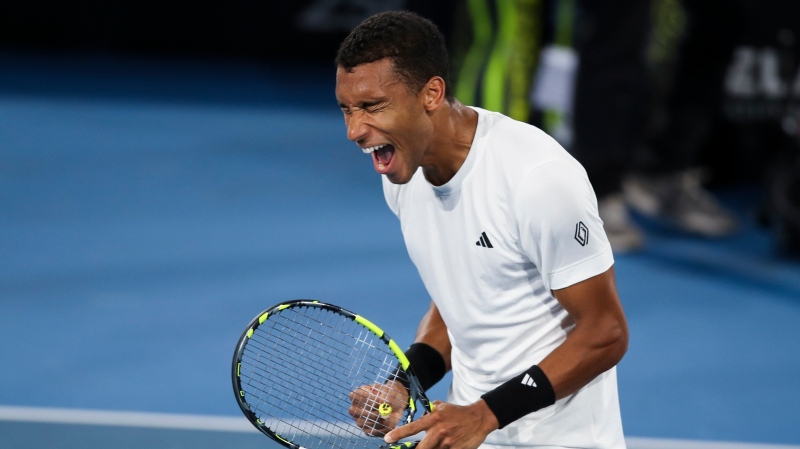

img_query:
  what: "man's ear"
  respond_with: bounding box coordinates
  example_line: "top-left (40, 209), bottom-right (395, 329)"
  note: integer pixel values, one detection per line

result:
top-left (422, 76), bottom-right (446, 111)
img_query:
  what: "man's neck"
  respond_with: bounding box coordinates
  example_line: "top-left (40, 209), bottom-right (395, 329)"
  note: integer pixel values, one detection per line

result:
top-left (422, 101), bottom-right (479, 186)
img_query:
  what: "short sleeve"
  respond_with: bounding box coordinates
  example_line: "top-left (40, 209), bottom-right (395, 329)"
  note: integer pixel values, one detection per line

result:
top-left (514, 159), bottom-right (613, 291)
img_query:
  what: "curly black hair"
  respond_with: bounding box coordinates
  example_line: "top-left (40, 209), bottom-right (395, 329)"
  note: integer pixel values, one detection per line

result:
top-left (335, 10), bottom-right (453, 101)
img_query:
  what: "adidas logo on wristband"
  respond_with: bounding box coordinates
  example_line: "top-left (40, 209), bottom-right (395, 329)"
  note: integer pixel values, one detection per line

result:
top-left (521, 373), bottom-right (537, 387)
top-left (482, 365), bottom-right (555, 428)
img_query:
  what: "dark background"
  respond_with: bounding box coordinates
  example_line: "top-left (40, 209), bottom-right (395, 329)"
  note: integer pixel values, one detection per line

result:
top-left (0, 1), bottom-right (458, 63)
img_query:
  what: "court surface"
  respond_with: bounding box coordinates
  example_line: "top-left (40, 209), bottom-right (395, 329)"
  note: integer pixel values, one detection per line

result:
top-left (1, 52), bottom-right (799, 448)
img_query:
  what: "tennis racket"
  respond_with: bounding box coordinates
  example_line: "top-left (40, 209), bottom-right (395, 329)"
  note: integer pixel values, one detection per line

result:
top-left (232, 299), bottom-right (434, 449)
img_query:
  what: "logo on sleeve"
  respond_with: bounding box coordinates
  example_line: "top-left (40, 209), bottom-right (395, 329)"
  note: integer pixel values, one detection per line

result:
top-left (574, 222), bottom-right (589, 246)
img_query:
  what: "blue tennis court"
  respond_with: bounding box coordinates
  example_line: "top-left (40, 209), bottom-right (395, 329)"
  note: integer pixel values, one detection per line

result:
top-left (1, 52), bottom-right (799, 448)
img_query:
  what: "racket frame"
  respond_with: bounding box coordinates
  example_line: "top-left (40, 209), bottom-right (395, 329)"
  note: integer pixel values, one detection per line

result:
top-left (231, 299), bottom-right (433, 449)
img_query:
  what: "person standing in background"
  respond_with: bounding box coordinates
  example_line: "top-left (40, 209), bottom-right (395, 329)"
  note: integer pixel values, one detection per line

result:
top-left (623, 0), bottom-right (743, 239)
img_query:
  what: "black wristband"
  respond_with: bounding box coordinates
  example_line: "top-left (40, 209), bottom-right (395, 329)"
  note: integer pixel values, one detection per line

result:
top-left (402, 342), bottom-right (446, 391)
top-left (480, 365), bottom-right (556, 429)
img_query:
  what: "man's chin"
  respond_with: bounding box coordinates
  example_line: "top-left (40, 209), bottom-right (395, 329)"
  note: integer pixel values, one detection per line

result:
top-left (385, 171), bottom-right (413, 185)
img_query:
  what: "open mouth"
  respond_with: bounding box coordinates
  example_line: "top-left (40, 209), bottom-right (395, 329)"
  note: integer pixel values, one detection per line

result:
top-left (362, 144), bottom-right (395, 174)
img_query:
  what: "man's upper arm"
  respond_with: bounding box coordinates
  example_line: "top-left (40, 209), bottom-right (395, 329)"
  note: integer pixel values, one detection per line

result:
top-left (553, 267), bottom-right (629, 369)
top-left (540, 266), bottom-right (628, 398)
top-left (552, 266), bottom-right (626, 335)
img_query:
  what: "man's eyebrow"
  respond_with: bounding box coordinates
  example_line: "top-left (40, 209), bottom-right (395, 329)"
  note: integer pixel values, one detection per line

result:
top-left (338, 99), bottom-right (385, 109)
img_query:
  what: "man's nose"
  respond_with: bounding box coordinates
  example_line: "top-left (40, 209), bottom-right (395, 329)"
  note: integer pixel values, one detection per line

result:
top-left (346, 110), bottom-right (368, 142)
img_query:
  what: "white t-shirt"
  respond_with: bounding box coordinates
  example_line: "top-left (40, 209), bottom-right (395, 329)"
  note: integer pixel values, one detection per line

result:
top-left (383, 107), bottom-right (625, 448)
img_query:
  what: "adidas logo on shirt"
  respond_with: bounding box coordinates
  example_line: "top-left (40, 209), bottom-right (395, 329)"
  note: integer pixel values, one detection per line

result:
top-left (521, 373), bottom-right (537, 387)
top-left (475, 231), bottom-right (494, 248)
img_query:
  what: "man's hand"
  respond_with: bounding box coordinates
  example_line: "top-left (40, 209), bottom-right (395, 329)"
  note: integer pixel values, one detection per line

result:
top-left (384, 399), bottom-right (499, 449)
top-left (348, 381), bottom-right (409, 436)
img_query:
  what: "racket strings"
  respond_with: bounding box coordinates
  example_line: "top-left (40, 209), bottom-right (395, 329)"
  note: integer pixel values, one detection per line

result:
top-left (238, 306), bottom-right (408, 449)
top-left (244, 314), bottom-right (400, 446)
top-left (244, 317), bottom-right (390, 399)
top-left (243, 325), bottom-right (361, 446)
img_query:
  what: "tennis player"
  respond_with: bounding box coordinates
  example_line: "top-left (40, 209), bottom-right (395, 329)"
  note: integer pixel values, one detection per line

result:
top-left (335, 11), bottom-right (629, 449)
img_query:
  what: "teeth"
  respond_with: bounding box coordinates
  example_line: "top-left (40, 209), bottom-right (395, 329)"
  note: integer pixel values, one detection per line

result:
top-left (362, 144), bottom-right (386, 154)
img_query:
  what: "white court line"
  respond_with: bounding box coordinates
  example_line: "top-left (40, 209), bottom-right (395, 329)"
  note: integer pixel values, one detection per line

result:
top-left (0, 406), bottom-right (798, 449)
top-left (0, 405), bottom-right (256, 433)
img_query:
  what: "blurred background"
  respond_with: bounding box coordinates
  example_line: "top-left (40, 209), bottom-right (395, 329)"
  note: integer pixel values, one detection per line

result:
top-left (1, 0), bottom-right (799, 448)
